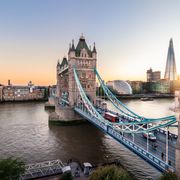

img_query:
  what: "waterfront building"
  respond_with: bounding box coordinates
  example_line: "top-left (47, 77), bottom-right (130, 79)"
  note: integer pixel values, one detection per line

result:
top-left (0, 84), bottom-right (3, 101)
top-left (146, 68), bottom-right (161, 82)
top-left (164, 38), bottom-right (177, 81)
top-left (56, 35), bottom-right (97, 106)
top-left (3, 86), bottom-right (15, 101)
top-left (106, 80), bottom-right (132, 95)
top-left (127, 81), bottom-right (144, 94)
top-left (14, 86), bottom-right (30, 101)
top-left (2, 84), bottom-right (47, 102)
top-left (150, 79), bottom-right (171, 94)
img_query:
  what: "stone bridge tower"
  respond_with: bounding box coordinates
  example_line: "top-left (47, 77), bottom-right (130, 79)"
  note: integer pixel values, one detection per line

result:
top-left (50, 35), bottom-right (97, 123)
top-left (56, 35), bottom-right (97, 107)
top-left (68, 35), bottom-right (97, 106)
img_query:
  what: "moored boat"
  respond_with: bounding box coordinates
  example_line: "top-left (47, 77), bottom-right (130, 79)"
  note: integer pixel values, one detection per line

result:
top-left (140, 97), bottom-right (154, 101)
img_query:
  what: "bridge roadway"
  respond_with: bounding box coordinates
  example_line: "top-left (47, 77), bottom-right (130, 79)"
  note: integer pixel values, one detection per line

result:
top-left (124, 130), bottom-right (176, 167)
top-left (97, 108), bottom-right (177, 169)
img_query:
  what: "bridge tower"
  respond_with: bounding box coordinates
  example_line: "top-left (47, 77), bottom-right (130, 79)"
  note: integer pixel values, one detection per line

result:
top-left (49, 35), bottom-right (97, 124)
top-left (68, 35), bottom-right (97, 106)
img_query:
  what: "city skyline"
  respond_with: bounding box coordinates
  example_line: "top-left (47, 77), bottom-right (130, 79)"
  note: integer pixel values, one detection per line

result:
top-left (0, 0), bottom-right (180, 85)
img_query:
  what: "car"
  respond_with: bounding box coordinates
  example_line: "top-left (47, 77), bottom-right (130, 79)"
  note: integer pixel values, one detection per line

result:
top-left (142, 132), bottom-right (157, 141)
top-left (83, 162), bottom-right (92, 176)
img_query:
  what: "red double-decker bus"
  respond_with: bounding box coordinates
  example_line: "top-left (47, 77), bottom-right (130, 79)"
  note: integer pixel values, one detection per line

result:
top-left (104, 112), bottom-right (119, 122)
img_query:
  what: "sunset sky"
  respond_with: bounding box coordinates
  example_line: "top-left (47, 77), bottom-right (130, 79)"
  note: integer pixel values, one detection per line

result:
top-left (0, 0), bottom-right (180, 85)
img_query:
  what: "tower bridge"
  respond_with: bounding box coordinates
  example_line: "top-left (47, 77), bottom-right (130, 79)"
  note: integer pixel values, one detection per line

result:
top-left (48, 35), bottom-right (180, 174)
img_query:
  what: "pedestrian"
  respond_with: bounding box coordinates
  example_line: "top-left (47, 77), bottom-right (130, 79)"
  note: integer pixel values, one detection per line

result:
top-left (168, 160), bottom-right (171, 166)
top-left (161, 152), bottom-right (164, 160)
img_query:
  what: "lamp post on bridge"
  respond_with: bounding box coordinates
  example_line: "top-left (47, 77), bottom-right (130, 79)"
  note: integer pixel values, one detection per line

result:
top-left (166, 126), bottom-right (169, 164)
top-left (147, 124), bottom-right (149, 152)
top-left (133, 124), bottom-right (135, 143)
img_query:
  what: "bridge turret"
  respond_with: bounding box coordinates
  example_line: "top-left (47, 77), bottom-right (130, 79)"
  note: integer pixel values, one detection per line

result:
top-left (55, 35), bottom-right (97, 110)
top-left (68, 40), bottom-right (76, 58)
top-left (92, 42), bottom-right (97, 59)
top-left (67, 35), bottom-right (97, 106)
top-left (56, 59), bottom-right (61, 97)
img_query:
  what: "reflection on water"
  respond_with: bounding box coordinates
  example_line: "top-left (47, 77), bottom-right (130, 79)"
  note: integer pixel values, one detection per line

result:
top-left (0, 99), bottom-right (175, 179)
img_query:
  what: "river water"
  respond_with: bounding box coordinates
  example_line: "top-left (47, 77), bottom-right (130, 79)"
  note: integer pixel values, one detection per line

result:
top-left (0, 98), bottom-right (176, 179)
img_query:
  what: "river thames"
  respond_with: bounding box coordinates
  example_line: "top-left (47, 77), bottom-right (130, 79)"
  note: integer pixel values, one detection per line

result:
top-left (0, 98), bottom-right (176, 179)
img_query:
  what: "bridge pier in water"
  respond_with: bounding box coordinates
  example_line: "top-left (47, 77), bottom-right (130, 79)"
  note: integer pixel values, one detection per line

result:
top-left (49, 98), bottom-right (85, 124)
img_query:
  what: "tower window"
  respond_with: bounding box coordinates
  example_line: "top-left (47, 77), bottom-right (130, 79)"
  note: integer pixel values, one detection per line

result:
top-left (82, 72), bottom-right (86, 78)
top-left (82, 84), bottom-right (86, 88)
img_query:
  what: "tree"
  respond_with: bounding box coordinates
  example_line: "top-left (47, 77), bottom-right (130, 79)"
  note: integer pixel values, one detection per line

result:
top-left (0, 157), bottom-right (25, 180)
top-left (89, 165), bottom-right (133, 180)
top-left (60, 171), bottom-right (73, 180)
top-left (159, 171), bottom-right (178, 180)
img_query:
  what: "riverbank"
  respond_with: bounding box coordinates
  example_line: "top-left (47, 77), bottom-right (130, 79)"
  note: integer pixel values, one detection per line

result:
top-left (116, 93), bottom-right (174, 99)
top-left (0, 98), bottom-right (48, 103)
top-left (22, 158), bottom-right (136, 180)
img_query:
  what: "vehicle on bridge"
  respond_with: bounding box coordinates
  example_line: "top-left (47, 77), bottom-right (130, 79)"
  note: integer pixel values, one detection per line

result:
top-left (104, 112), bottom-right (119, 122)
top-left (143, 132), bottom-right (157, 141)
top-left (83, 162), bottom-right (92, 176)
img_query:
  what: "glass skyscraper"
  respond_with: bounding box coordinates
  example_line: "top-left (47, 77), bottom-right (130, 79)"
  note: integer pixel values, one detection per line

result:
top-left (164, 38), bottom-right (177, 81)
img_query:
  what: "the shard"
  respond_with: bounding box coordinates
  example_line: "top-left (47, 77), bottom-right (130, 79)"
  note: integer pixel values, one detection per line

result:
top-left (164, 38), bottom-right (177, 81)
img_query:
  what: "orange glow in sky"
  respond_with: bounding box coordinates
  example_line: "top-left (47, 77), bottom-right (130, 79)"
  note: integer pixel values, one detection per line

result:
top-left (0, 1), bottom-right (180, 86)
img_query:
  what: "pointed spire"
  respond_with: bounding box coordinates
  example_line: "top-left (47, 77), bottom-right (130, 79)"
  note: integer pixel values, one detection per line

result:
top-left (57, 59), bottom-right (60, 66)
top-left (92, 42), bottom-right (97, 53)
top-left (164, 38), bottom-right (177, 81)
top-left (80, 33), bottom-right (85, 40)
top-left (68, 42), bottom-right (72, 53)
top-left (170, 38), bottom-right (174, 48)
top-left (71, 39), bottom-right (75, 51)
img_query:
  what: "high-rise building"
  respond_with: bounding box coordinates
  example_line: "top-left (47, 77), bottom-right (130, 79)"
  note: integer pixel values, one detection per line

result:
top-left (164, 38), bottom-right (177, 81)
top-left (146, 68), bottom-right (161, 82)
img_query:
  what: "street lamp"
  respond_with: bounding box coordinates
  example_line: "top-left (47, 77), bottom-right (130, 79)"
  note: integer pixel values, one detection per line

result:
top-left (166, 126), bottom-right (169, 164)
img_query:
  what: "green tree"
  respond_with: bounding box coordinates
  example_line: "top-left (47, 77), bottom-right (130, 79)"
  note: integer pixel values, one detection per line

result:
top-left (159, 171), bottom-right (178, 180)
top-left (89, 165), bottom-right (133, 180)
top-left (0, 157), bottom-right (25, 180)
top-left (60, 171), bottom-right (73, 180)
